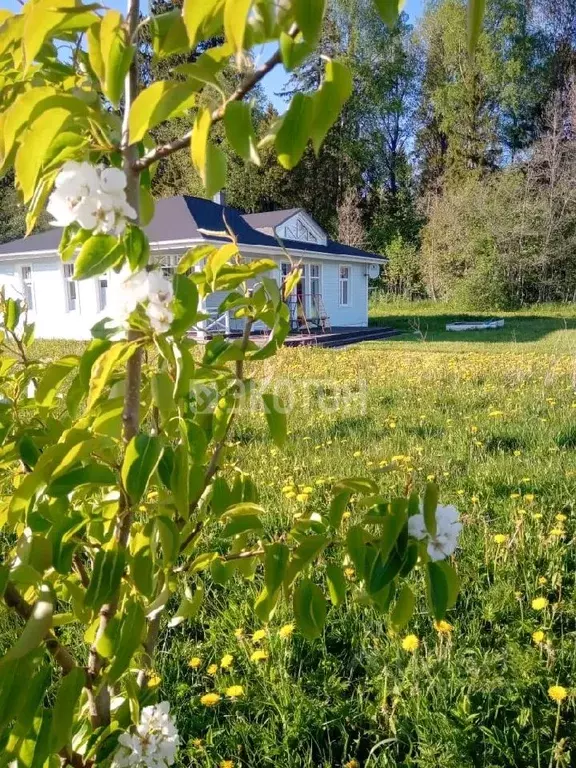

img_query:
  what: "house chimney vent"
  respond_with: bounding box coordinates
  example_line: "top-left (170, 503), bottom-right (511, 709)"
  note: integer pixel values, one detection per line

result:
top-left (213, 190), bottom-right (226, 206)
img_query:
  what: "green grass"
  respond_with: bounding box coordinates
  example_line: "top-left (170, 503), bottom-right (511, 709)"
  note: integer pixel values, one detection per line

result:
top-left (22, 307), bottom-right (576, 766)
top-left (153, 304), bottom-right (576, 768)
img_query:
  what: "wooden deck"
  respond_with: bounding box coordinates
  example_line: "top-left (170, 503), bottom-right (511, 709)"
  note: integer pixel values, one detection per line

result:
top-left (196, 326), bottom-right (404, 349)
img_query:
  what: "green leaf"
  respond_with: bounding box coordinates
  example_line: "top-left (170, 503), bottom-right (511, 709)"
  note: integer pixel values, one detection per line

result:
top-left (426, 561), bottom-right (449, 621)
top-left (107, 599), bottom-right (146, 682)
top-left (129, 81), bottom-right (197, 144)
top-left (87, 340), bottom-right (138, 409)
top-left (74, 235), bottom-right (123, 280)
top-left (325, 563), bottom-right (346, 607)
top-left (100, 10), bottom-right (134, 108)
top-left (284, 534), bottom-right (328, 589)
top-left (79, 338), bottom-right (112, 391)
top-left (254, 584), bottom-right (280, 623)
top-left (15, 108), bottom-right (71, 202)
top-left (35, 355), bottom-right (79, 407)
top-left (46, 463), bottom-right (116, 497)
top-left (2, 585), bottom-right (52, 664)
top-left (436, 560), bottom-right (460, 609)
top-left (468, 0), bottom-right (486, 54)
top-left (0, 657), bottom-right (31, 731)
top-left (155, 515), bottom-right (180, 565)
top-left (50, 667), bottom-right (85, 752)
top-left (346, 525), bottom-right (370, 578)
top-left (311, 59), bottom-right (353, 155)
top-left (168, 582), bottom-right (204, 628)
top-left (171, 274), bottom-right (199, 335)
top-left (275, 92), bottom-right (314, 170)
top-left (191, 107), bottom-right (227, 197)
top-left (390, 583), bottom-right (415, 631)
top-left (183, 0), bottom-right (224, 48)
top-left (5, 297), bottom-right (20, 331)
top-left (262, 392), bottom-right (287, 448)
top-left (332, 477), bottom-right (378, 495)
top-left (423, 482), bottom-right (439, 537)
top-left (84, 549), bottom-right (125, 611)
top-left (293, 577), bottom-right (326, 640)
top-left (293, 0), bottom-right (326, 44)
top-left (121, 434), bottom-right (163, 505)
top-left (131, 548), bottom-right (154, 598)
top-left (221, 514), bottom-right (263, 538)
top-left (373, 0), bottom-right (404, 28)
top-left (205, 242), bottom-right (239, 288)
top-left (15, 664), bottom-right (51, 735)
top-left (150, 9), bottom-right (190, 58)
top-left (177, 244), bottom-right (217, 273)
top-left (280, 31), bottom-right (313, 71)
top-left (264, 542), bottom-right (289, 594)
top-left (124, 225), bottom-right (150, 272)
top-left (224, 0), bottom-right (252, 52)
top-left (224, 101), bottom-right (260, 164)
top-left (329, 491), bottom-right (350, 529)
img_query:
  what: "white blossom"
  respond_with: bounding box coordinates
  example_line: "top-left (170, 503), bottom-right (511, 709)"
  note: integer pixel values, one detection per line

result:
top-left (107, 267), bottom-right (174, 335)
top-left (408, 503), bottom-right (462, 561)
top-left (47, 162), bottom-right (136, 236)
top-left (112, 701), bottom-right (179, 768)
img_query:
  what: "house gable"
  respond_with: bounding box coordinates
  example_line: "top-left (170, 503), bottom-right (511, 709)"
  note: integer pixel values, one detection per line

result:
top-left (274, 211), bottom-right (328, 247)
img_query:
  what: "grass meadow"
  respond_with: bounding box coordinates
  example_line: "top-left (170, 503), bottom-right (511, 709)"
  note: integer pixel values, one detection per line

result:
top-left (18, 304), bottom-right (576, 766)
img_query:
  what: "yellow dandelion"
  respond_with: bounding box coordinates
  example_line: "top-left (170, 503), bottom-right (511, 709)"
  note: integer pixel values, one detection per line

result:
top-left (471, 496), bottom-right (479, 503)
top-left (188, 656), bottom-right (202, 669)
top-left (532, 512), bottom-right (543, 520)
top-left (524, 494), bottom-right (535, 502)
top-left (353, 451), bottom-right (361, 458)
top-left (434, 620), bottom-right (453, 634)
top-left (225, 685), bottom-right (245, 699)
top-left (279, 623), bottom-right (295, 639)
top-left (250, 649), bottom-right (268, 662)
top-left (510, 493), bottom-right (520, 499)
top-left (556, 513), bottom-right (567, 522)
top-left (252, 629), bottom-right (267, 643)
top-left (532, 597), bottom-right (548, 610)
top-left (401, 634), bottom-right (419, 652)
top-left (296, 493), bottom-right (309, 502)
top-left (493, 534), bottom-right (507, 545)
top-left (148, 673), bottom-right (161, 687)
top-left (234, 628), bottom-right (244, 639)
top-left (538, 577), bottom-right (548, 586)
top-left (344, 760), bottom-right (360, 768)
top-left (302, 486), bottom-right (314, 494)
top-left (548, 685), bottom-right (568, 703)
top-left (200, 692), bottom-right (220, 707)
top-left (220, 761), bottom-right (235, 768)
top-left (220, 654), bottom-right (234, 669)
top-left (192, 738), bottom-right (204, 748)
top-left (344, 567), bottom-right (355, 579)
top-left (532, 630), bottom-right (546, 644)
top-left (550, 527), bottom-right (564, 536)
top-left (207, 664), bottom-right (218, 675)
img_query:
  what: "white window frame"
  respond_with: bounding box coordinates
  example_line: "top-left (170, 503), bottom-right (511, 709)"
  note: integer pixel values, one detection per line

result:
top-left (21, 265), bottom-right (35, 312)
top-left (96, 272), bottom-right (109, 312)
top-left (339, 265), bottom-right (351, 307)
top-left (63, 263), bottom-right (79, 313)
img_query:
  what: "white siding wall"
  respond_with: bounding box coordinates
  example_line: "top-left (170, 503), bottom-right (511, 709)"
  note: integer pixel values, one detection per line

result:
top-left (0, 256), bottom-right (113, 340)
top-left (0, 250), bottom-right (373, 339)
top-left (320, 262), bottom-right (368, 328)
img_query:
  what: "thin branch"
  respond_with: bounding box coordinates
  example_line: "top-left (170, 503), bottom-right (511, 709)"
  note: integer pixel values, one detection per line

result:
top-left (131, 26), bottom-right (299, 173)
top-left (87, 0), bottom-right (142, 730)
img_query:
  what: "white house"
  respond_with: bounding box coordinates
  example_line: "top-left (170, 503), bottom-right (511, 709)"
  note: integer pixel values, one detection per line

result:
top-left (0, 195), bottom-right (384, 340)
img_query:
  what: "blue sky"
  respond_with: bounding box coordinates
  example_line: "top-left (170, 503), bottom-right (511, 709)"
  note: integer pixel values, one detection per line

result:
top-left (1, 0), bottom-right (425, 111)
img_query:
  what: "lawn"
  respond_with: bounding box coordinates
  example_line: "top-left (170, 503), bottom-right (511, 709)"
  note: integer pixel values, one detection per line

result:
top-left (27, 305), bottom-right (576, 766)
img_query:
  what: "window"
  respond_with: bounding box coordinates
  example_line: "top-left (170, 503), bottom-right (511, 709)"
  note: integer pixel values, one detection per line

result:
top-left (309, 264), bottom-right (321, 297)
top-left (97, 275), bottom-right (108, 311)
top-left (339, 266), bottom-right (350, 306)
top-left (161, 254), bottom-right (178, 277)
top-left (63, 263), bottom-right (77, 312)
top-left (21, 266), bottom-right (34, 311)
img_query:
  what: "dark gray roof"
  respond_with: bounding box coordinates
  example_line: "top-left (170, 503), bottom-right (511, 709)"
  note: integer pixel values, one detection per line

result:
top-left (0, 196), bottom-right (384, 261)
top-left (243, 208), bottom-right (301, 230)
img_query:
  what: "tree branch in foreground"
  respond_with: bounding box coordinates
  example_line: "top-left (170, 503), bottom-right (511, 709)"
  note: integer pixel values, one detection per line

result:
top-left (131, 26), bottom-right (299, 173)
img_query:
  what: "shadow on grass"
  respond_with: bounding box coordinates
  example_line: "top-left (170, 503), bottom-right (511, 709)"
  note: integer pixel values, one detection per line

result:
top-left (369, 312), bottom-right (576, 344)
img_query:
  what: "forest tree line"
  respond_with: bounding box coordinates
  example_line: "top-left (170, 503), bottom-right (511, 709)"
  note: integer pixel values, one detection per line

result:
top-left (2, 0), bottom-right (576, 308)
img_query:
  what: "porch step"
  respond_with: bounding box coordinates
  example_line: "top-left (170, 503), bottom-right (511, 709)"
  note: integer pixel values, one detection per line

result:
top-left (284, 327), bottom-right (404, 349)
